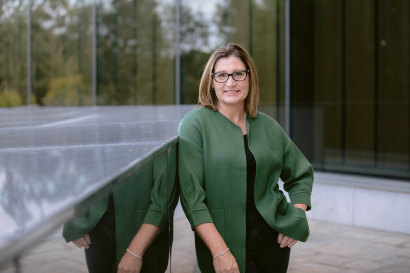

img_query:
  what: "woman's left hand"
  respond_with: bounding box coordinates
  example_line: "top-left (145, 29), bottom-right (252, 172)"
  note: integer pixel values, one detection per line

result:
top-left (277, 203), bottom-right (307, 248)
top-left (277, 233), bottom-right (298, 248)
top-left (117, 252), bottom-right (143, 273)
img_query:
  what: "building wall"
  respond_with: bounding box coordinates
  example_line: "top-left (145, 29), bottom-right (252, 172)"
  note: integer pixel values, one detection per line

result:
top-left (309, 172), bottom-right (410, 234)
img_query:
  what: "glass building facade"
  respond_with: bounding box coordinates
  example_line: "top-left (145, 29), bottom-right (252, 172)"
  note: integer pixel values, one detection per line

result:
top-left (0, 0), bottom-right (409, 180)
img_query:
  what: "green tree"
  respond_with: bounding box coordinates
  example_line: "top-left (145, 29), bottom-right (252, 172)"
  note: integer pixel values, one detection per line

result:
top-left (0, 0), bottom-right (27, 106)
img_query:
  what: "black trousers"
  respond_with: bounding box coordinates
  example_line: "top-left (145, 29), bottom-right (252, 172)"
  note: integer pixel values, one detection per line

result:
top-left (246, 220), bottom-right (290, 273)
top-left (85, 194), bottom-right (117, 273)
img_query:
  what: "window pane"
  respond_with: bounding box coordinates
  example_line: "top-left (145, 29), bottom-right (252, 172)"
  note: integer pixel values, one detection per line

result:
top-left (96, 0), bottom-right (175, 105)
top-left (180, 0), bottom-right (285, 122)
top-left (291, 0), bottom-right (409, 180)
top-left (31, 0), bottom-right (93, 106)
top-left (0, 0), bottom-right (28, 107)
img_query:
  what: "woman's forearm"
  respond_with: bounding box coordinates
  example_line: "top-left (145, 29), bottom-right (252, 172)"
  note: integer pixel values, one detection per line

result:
top-left (127, 223), bottom-right (161, 256)
top-left (117, 223), bottom-right (161, 273)
top-left (195, 223), bottom-right (240, 273)
top-left (194, 223), bottom-right (228, 256)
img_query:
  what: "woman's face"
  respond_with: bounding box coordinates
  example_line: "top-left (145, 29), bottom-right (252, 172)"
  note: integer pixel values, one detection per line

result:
top-left (212, 56), bottom-right (249, 110)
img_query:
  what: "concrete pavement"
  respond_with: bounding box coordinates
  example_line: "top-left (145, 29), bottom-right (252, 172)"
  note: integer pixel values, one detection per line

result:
top-left (1, 218), bottom-right (409, 273)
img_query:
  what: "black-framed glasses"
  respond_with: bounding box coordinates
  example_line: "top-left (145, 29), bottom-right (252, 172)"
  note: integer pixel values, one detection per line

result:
top-left (212, 69), bottom-right (250, 83)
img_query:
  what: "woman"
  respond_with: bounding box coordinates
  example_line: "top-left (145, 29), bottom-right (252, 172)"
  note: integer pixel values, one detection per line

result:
top-left (178, 43), bottom-right (314, 273)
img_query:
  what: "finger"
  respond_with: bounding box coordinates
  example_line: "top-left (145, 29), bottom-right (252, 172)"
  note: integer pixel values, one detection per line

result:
top-left (73, 237), bottom-right (87, 248)
top-left (79, 237), bottom-right (91, 249)
top-left (82, 241), bottom-right (90, 249)
top-left (75, 238), bottom-right (85, 247)
top-left (288, 240), bottom-right (298, 248)
top-left (84, 234), bottom-right (91, 245)
top-left (78, 237), bottom-right (89, 249)
top-left (280, 236), bottom-right (291, 248)
top-left (72, 240), bottom-right (82, 248)
top-left (277, 232), bottom-right (284, 244)
top-left (284, 238), bottom-right (295, 248)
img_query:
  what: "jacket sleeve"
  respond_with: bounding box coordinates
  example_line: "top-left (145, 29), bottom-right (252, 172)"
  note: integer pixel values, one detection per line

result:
top-left (178, 117), bottom-right (214, 228)
top-left (280, 133), bottom-right (314, 211)
top-left (143, 144), bottom-right (179, 231)
top-left (62, 197), bottom-right (108, 242)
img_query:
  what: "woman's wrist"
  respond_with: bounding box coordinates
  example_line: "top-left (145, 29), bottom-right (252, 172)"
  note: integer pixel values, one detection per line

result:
top-left (293, 203), bottom-right (307, 211)
top-left (212, 248), bottom-right (230, 260)
top-left (126, 248), bottom-right (143, 261)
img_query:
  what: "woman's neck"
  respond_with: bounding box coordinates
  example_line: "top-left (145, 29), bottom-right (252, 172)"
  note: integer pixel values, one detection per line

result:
top-left (217, 103), bottom-right (246, 126)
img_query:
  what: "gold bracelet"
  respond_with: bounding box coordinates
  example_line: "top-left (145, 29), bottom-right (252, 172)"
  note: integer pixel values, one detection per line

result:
top-left (212, 248), bottom-right (230, 260)
top-left (126, 248), bottom-right (143, 261)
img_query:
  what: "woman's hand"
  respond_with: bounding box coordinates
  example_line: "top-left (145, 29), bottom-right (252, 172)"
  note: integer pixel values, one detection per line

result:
top-left (117, 251), bottom-right (143, 273)
top-left (212, 250), bottom-right (240, 273)
top-left (277, 232), bottom-right (298, 248)
top-left (72, 234), bottom-right (91, 249)
top-left (277, 203), bottom-right (307, 248)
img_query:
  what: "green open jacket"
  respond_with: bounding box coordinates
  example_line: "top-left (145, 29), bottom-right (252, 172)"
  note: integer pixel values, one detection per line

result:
top-left (178, 107), bottom-right (314, 273)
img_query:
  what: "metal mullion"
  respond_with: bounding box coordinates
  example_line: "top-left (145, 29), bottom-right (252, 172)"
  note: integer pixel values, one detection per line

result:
top-left (174, 0), bottom-right (180, 105)
top-left (27, 0), bottom-right (32, 105)
top-left (285, 0), bottom-right (290, 135)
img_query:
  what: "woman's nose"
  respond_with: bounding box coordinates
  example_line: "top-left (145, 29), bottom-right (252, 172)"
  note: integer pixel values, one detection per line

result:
top-left (225, 76), bottom-right (236, 86)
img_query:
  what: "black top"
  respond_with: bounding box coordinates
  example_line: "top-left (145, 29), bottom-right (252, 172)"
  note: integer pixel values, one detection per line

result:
top-left (243, 134), bottom-right (265, 230)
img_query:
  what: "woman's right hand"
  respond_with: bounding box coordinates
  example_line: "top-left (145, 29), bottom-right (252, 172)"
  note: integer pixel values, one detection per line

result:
top-left (72, 234), bottom-right (91, 249)
top-left (117, 251), bottom-right (143, 273)
top-left (212, 250), bottom-right (240, 273)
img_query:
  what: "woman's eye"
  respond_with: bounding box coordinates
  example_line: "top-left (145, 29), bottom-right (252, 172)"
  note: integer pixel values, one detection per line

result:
top-left (217, 73), bottom-right (227, 79)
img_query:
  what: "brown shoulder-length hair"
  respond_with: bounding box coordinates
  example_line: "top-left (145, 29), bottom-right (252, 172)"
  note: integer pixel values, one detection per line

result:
top-left (198, 43), bottom-right (259, 118)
